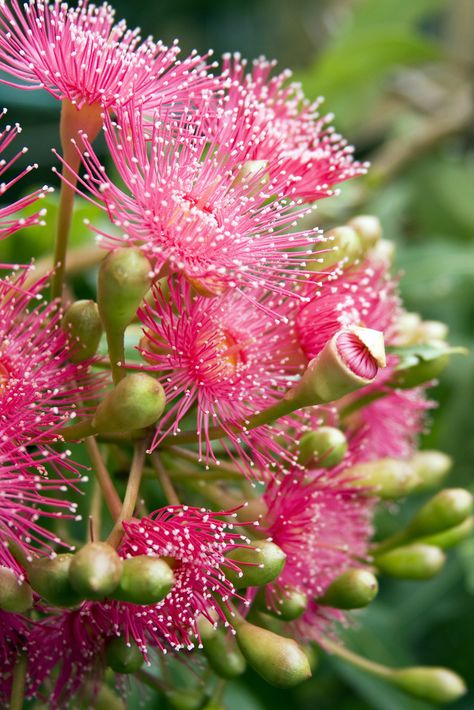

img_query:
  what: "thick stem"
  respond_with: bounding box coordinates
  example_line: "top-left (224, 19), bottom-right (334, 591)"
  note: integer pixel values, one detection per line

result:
top-left (107, 440), bottom-right (147, 548)
top-left (106, 327), bottom-right (126, 385)
top-left (59, 418), bottom-right (96, 442)
top-left (9, 651), bottom-right (27, 710)
top-left (85, 437), bottom-right (122, 521)
top-left (150, 452), bottom-right (180, 506)
top-left (321, 638), bottom-right (392, 679)
top-left (51, 151), bottom-right (80, 301)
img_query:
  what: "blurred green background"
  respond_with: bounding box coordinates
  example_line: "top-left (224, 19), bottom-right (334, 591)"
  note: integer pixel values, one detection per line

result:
top-left (1, 0), bottom-right (473, 708)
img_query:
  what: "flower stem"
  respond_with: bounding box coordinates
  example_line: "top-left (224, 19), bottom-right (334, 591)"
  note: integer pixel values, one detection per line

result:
top-left (150, 452), bottom-right (180, 505)
top-left (107, 439), bottom-right (147, 548)
top-left (321, 638), bottom-right (392, 679)
top-left (9, 651), bottom-right (27, 710)
top-left (50, 152), bottom-right (80, 302)
top-left (85, 437), bottom-right (122, 521)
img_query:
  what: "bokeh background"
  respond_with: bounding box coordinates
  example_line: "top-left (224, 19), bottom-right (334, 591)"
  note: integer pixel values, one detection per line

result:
top-left (1, 0), bottom-right (473, 708)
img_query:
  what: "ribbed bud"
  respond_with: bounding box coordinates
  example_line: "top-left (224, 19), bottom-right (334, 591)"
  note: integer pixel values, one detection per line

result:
top-left (390, 667), bottom-right (466, 703)
top-left (411, 450), bottom-right (452, 491)
top-left (294, 327), bottom-right (386, 406)
top-left (105, 636), bottom-right (144, 674)
top-left (28, 554), bottom-right (82, 607)
top-left (225, 541), bottom-right (286, 589)
top-left (391, 353), bottom-right (450, 389)
top-left (348, 458), bottom-right (420, 499)
top-left (407, 488), bottom-right (473, 538)
top-left (257, 586), bottom-right (308, 621)
top-left (419, 516), bottom-right (474, 549)
top-left (93, 373), bottom-right (166, 433)
top-left (200, 624), bottom-right (246, 679)
top-left (98, 248), bottom-right (152, 334)
top-left (111, 555), bottom-right (174, 605)
top-left (0, 566), bottom-right (32, 613)
top-left (348, 215), bottom-right (382, 250)
top-left (62, 300), bottom-right (103, 362)
top-left (69, 542), bottom-right (123, 599)
top-left (317, 568), bottom-right (378, 609)
top-left (235, 621), bottom-right (312, 688)
top-left (375, 543), bottom-right (445, 580)
top-left (298, 427), bottom-right (348, 468)
top-left (312, 226), bottom-right (362, 270)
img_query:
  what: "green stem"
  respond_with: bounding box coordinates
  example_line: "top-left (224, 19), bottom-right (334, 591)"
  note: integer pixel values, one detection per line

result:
top-left (167, 445), bottom-right (242, 477)
top-left (9, 651), bottom-right (27, 710)
top-left (59, 418), bottom-right (96, 442)
top-left (50, 152), bottom-right (80, 301)
top-left (321, 638), bottom-right (392, 680)
top-left (371, 529), bottom-right (411, 556)
top-left (85, 437), bottom-right (122, 521)
top-left (340, 391), bottom-right (388, 420)
top-left (107, 440), bottom-right (147, 548)
top-left (106, 327), bottom-right (126, 385)
top-left (150, 452), bottom-right (180, 505)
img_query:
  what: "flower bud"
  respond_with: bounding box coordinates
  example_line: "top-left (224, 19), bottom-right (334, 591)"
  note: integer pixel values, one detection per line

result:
top-left (233, 159), bottom-right (270, 190)
top-left (317, 568), bottom-right (378, 609)
top-left (391, 353), bottom-right (450, 389)
top-left (407, 488), bottom-right (473, 538)
top-left (200, 625), bottom-right (246, 679)
top-left (93, 373), bottom-right (165, 433)
top-left (257, 586), bottom-right (308, 621)
top-left (69, 542), bottom-right (122, 599)
top-left (105, 636), bottom-right (144, 674)
top-left (348, 215), bottom-right (382, 250)
top-left (419, 516), bottom-right (474, 549)
top-left (375, 543), bottom-right (445, 580)
top-left (62, 300), bottom-right (103, 362)
top-left (313, 226), bottom-right (362, 270)
top-left (298, 427), bottom-right (348, 468)
top-left (235, 621), bottom-right (311, 687)
top-left (27, 554), bottom-right (82, 607)
top-left (417, 320), bottom-right (448, 344)
top-left (411, 450), bottom-right (452, 491)
top-left (0, 566), bottom-right (32, 613)
top-left (348, 458), bottom-right (420, 499)
top-left (294, 327), bottom-right (386, 406)
top-left (225, 541), bottom-right (286, 589)
top-left (110, 555), bottom-right (174, 605)
top-left (390, 667), bottom-right (466, 703)
top-left (369, 238), bottom-right (395, 266)
top-left (165, 689), bottom-right (207, 710)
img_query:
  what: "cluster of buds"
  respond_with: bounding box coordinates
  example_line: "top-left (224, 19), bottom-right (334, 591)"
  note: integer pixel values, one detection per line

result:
top-left (0, 1), bottom-right (469, 708)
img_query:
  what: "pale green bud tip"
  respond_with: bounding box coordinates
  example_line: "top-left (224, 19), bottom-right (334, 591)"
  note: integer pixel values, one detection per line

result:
top-left (408, 488), bottom-right (473, 538)
top-left (62, 300), bottom-right (103, 362)
top-left (411, 450), bottom-right (452, 491)
top-left (69, 542), bottom-right (123, 599)
top-left (93, 373), bottom-right (166, 433)
top-left (225, 540), bottom-right (286, 588)
top-left (317, 568), bottom-right (378, 609)
top-left (236, 621), bottom-right (312, 687)
top-left (375, 543), bottom-right (445, 580)
top-left (0, 566), bottom-right (32, 613)
top-left (98, 247), bottom-right (152, 333)
top-left (390, 667), bottom-right (466, 704)
top-left (111, 555), bottom-right (174, 605)
top-left (348, 215), bottom-right (382, 249)
top-left (28, 553), bottom-right (82, 607)
top-left (348, 458), bottom-right (420, 499)
top-left (298, 427), bottom-right (348, 468)
top-left (105, 636), bottom-right (144, 674)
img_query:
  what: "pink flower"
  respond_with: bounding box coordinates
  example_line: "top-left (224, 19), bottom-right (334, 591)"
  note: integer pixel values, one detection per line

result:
top-left (0, 0), bottom-right (215, 112)
top-left (0, 607), bottom-right (29, 705)
top-left (216, 54), bottom-right (368, 202)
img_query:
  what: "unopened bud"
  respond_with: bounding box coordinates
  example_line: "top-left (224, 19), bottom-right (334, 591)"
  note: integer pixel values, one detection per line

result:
top-left (391, 353), bottom-right (450, 389)
top-left (348, 458), bottom-right (420, 499)
top-left (105, 636), bottom-right (144, 674)
top-left (417, 320), bottom-right (448, 344)
top-left (298, 427), bottom-right (348, 468)
top-left (319, 226), bottom-right (362, 270)
top-left (407, 489), bottom-right (473, 538)
top-left (369, 238), bottom-right (395, 266)
top-left (93, 373), bottom-right (165, 433)
top-left (257, 586), bottom-right (308, 621)
top-left (390, 666), bottom-right (466, 703)
top-left (235, 621), bottom-right (311, 687)
top-left (111, 555), bottom-right (174, 605)
top-left (200, 624), bottom-right (246, 679)
top-left (69, 542), bottom-right (122, 599)
top-left (0, 566), bottom-right (32, 613)
top-left (419, 516), bottom-right (474, 549)
top-left (411, 450), bottom-right (452, 491)
top-left (62, 300), bottom-right (103, 362)
top-left (317, 568), bottom-right (378, 609)
top-left (225, 541), bottom-right (286, 589)
top-left (98, 248), bottom-right (152, 334)
top-left (28, 554), bottom-right (82, 607)
top-left (165, 689), bottom-right (207, 710)
top-left (348, 215), bottom-right (382, 250)
top-left (375, 543), bottom-right (445, 580)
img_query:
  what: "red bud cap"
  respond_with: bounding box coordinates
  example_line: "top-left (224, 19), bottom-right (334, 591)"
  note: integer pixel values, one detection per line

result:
top-left (105, 636), bottom-right (144, 674)
top-left (298, 427), bottom-right (348, 468)
top-left (235, 621), bottom-right (312, 687)
top-left (93, 373), bottom-right (166, 433)
top-left (390, 666), bottom-right (466, 703)
top-left (28, 554), bottom-right (82, 607)
top-left (111, 555), bottom-right (174, 605)
top-left (0, 566), bottom-right (32, 613)
top-left (69, 542), bottom-right (122, 599)
top-left (62, 300), bottom-right (103, 362)
top-left (407, 488), bottom-right (473, 538)
top-left (225, 541), bottom-right (286, 589)
top-left (375, 543), bottom-right (445, 580)
top-left (317, 568), bottom-right (378, 609)
top-left (98, 248), bottom-right (152, 334)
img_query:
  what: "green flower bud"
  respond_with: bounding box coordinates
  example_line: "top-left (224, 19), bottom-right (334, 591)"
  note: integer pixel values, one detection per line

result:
top-left (232, 159), bottom-right (270, 192)
top-left (166, 689), bottom-right (207, 710)
top-left (407, 488), bottom-right (473, 538)
top-left (391, 352), bottom-right (450, 389)
top-left (91, 684), bottom-right (127, 710)
top-left (317, 568), bottom-right (378, 609)
top-left (105, 636), bottom-right (144, 674)
top-left (375, 543), bottom-right (445, 580)
top-left (390, 666), bottom-right (466, 704)
top-left (69, 542), bottom-right (123, 599)
top-left (0, 566), bottom-right (32, 613)
top-left (93, 373), bottom-right (166, 433)
top-left (419, 516), bottom-right (474, 549)
top-left (225, 541), bottom-right (286, 589)
top-left (62, 300), bottom-right (103, 362)
top-left (312, 226), bottom-right (362, 271)
top-left (28, 554), bottom-right (83, 607)
top-left (98, 248), bottom-right (152, 334)
top-left (411, 450), bottom-right (452, 491)
top-left (298, 427), bottom-right (348, 468)
top-left (201, 626), bottom-right (246, 679)
top-left (235, 621), bottom-right (312, 688)
top-left (111, 555), bottom-right (174, 605)
top-left (348, 458), bottom-right (420, 499)
top-left (256, 586), bottom-right (308, 621)
top-left (348, 215), bottom-right (382, 250)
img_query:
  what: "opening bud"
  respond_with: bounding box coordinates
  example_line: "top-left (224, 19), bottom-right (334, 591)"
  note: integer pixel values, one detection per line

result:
top-left (317, 568), bottom-right (378, 609)
top-left (0, 566), bottom-right (32, 613)
top-left (199, 623), bottom-right (246, 679)
top-left (312, 226), bottom-right (362, 271)
top-left (235, 620), bottom-right (312, 687)
top-left (69, 542), bottom-right (123, 600)
top-left (411, 450), bottom-right (452, 491)
top-left (256, 586), bottom-right (308, 621)
top-left (298, 427), bottom-right (348, 468)
top-left (98, 248), bottom-right (152, 334)
top-left (375, 543), bottom-right (445, 580)
top-left (348, 215), bottom-right (382, 250)
top-left (225, 541), bottom-right (286, 589)
top-left (62, 300), bottom-right (103, 362)
top-left (93, 373), bottom-right (166, 434)
top-left (27, 554), bottom-right (82, 607)
top-left (110, 555), bottom-right (174, 605)
top-left (348, 458), bottom-right (420, 499)
top-left (105, 636), bottom-right (144, 674)
top-left (390, 666), bottom-right (466, 704)
top-left (407, 488), bottom-right (473, 538)
top-left (419, 516), bottom-right (474, 550)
